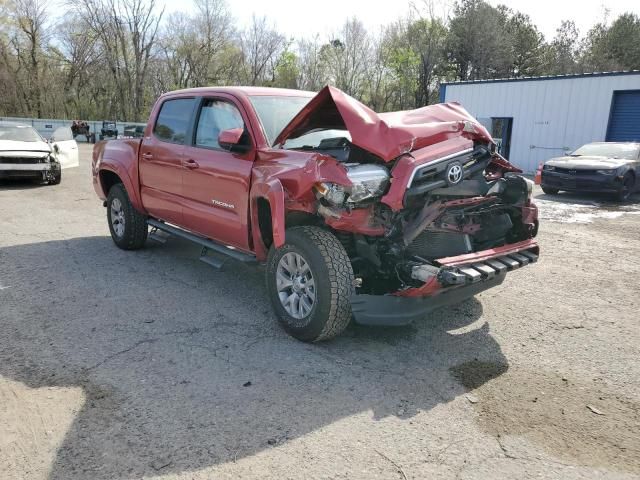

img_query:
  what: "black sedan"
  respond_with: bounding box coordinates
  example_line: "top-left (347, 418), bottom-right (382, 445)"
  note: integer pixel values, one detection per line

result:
top-left (541, 142), bottom-right (640, 201)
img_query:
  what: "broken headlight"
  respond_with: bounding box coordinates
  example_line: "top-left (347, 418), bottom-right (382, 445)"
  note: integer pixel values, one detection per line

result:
top-left (345, 164), bottom-right (390, 203)
top-left (316, 164), bottom-right (390, 206)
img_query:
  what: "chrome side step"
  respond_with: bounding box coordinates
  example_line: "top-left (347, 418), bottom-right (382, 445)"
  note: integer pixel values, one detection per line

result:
top-left (147, 219), bottom-right (257, 268)
top-left (448, 250), bottom-right (538, 284)
top-left (148, 227), bottom-right (170, 244)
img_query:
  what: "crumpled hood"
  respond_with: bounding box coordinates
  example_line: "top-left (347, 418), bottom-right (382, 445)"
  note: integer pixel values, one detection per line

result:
top-left (546, 155), bottom-right (632, 170)
top-left (273, 85), bottom-right (493, 162)
top-left (0, 140), bottom-right (50, 156)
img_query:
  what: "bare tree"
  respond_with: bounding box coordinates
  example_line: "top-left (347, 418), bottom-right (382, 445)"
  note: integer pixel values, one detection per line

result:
top-left (159, 11), bottom-right (198, 88)
top-left (74, 0), bottom-right (163, 120)
top-left (159, 0), bottom-right (237, 89)
top-left (240, 15), bottom-right (285, 86)
top-left (1, 0), bottom-right (638, 121)
top-left (192, 0), bottom-right (234, 84)
top-left (0, 0), bottom-right (50, 116)
top-left (56, 15), bottom-right (101, 117)
top-left (296, 36), bottom-right (327, 91)
top-left (323, 18), bottom-right (371, 99)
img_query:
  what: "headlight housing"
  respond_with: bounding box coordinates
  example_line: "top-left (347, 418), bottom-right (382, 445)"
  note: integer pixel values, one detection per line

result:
top-left (543, 164), bottom-right (555, 171)
top-left (345, 164), bottom-right (390, 203)
top-left (596, 169), bottom-right (616, 175)
top-left (315, 164), bottom-right (390, 206)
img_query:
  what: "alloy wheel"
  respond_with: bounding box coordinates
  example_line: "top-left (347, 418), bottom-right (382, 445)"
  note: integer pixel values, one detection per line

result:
top-left (276, 252), bottom-right (316, 319)
top-left (110, 197), bottom-right (126, 237)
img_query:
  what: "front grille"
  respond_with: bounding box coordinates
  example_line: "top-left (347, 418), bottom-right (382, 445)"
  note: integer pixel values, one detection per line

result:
top-left (0, 157), bottom-right (46, 164)
top-left (405, 145), bottom-right (492, 200)
top-left (410, 149), bottom-right (476, 188)
top-left (553, 167), bottom-right (598, 175)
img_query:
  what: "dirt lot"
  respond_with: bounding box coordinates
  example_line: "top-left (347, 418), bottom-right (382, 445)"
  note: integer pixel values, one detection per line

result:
top-left (1, 143), bottom-right (639, 480)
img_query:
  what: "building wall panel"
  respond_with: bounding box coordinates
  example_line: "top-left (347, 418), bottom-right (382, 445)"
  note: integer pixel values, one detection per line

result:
top-left (444, 73), bottom-right (640, 172)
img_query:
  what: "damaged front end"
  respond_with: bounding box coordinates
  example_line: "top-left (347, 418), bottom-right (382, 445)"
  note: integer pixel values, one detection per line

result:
top-left (272, 86), bottom-right (539, 325)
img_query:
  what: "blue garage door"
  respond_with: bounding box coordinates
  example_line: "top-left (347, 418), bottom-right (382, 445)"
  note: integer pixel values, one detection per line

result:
top-left (606, 90), bottom-right (640, 141)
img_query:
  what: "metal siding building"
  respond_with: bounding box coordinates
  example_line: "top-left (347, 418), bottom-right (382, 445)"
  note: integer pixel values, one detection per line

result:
top-left (440, 71), bottom-right (640, 173)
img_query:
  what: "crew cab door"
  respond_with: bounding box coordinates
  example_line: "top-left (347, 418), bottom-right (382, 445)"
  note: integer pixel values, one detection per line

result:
top-left (50, 127), bottom-right (79, 168)
top-left (139, 97), bottom-right (198, 226)
top-left (181, 96), bottom-right (255, 251)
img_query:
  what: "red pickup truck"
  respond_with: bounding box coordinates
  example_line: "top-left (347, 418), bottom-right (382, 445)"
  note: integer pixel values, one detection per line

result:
top-left (92, 85), bottom-right (539, 342)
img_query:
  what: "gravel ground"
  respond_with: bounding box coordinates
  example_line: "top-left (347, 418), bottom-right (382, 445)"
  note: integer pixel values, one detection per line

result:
top-left (1, 144), bottom-right (639, 480)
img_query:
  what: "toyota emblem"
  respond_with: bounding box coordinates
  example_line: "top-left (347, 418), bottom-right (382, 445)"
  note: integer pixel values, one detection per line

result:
top-left (446, 163), bottom-right (463, 184)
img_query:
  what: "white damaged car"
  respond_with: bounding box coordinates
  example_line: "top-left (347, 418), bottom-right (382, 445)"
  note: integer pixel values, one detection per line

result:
top-left (0, 123), bottom-right (79, 185)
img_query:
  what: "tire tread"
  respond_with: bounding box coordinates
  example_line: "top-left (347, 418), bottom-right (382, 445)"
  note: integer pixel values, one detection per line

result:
top-left (266, 226), bottom-right (354, 342)
top-left (107, 184), bottom-right (147, 250)
top-left (296, 226), bottom-right (353, 341)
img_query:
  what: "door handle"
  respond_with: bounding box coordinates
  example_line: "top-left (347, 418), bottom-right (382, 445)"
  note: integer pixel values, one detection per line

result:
top-left (183, 159), bottom-right (199, 169)
top-left (142, 152), bottom-right (153, 160)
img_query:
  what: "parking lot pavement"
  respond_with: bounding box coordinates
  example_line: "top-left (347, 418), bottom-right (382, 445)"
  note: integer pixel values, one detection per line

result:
top-left (1, 143), bottom-right (639, 480)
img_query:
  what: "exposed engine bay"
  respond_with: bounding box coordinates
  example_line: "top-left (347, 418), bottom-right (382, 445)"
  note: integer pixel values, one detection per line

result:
top-left (308, 140), bottom-right (539, 295)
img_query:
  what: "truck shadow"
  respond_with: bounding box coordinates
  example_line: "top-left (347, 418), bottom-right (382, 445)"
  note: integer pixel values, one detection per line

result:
top-left (0, 236), bottom-right (508, 479)
top-left (0, 178), bottom-right (48, 190)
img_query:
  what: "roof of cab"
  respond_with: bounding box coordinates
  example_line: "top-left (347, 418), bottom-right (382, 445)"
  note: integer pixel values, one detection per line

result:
top-left (163, 86), bottom-right (317, 98)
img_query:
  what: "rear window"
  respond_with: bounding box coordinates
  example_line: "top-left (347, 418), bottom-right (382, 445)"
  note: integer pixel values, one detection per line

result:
top-left (154, 98), bottom-right (197, 144)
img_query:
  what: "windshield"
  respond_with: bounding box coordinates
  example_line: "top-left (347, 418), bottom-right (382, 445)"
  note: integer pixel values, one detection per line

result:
top-left (248, 95), bottom-right (312, 145)
top-left (571, 143), bottom-right (639, 160)
top-left (0, 125), bottom-right (43, 142)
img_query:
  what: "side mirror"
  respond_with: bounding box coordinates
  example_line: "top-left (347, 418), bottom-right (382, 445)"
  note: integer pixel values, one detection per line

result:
top-left (53, 144), bottom-right (59, 153)
top-left (218, 128), bottom-right (244, 150)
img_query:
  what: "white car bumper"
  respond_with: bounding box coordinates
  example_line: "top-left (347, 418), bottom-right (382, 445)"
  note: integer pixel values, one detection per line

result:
top-left (0, 163), bottom-right (53, 171)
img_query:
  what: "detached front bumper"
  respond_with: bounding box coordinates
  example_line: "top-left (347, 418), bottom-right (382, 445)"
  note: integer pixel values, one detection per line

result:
top-left (350, 240), bottom-right (539, 326)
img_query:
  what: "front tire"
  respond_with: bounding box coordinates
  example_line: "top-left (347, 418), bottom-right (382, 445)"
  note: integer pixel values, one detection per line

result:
top-left (616, 174), bottom-right (634, 202)
top-left (266, 226), bottom-right (354, 342)
top-left (541, 186), bottom-right (559, 195)
top-left (47, 167), bottom-right (62, 185)
top-left (106, 183), bottom-right (148, 250)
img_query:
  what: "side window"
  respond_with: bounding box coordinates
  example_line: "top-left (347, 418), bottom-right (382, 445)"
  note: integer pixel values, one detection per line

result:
top-left (51, 126), bottom-right (73, 142)
top-left (154, 98), bottom-right (196, 144)
top-left (195, 99), bottom-right (245, 149)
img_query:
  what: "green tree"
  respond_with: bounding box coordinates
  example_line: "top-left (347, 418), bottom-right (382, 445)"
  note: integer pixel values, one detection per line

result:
top-left (446, 0), bottom-right (513, 81)
top-left (582, 13), bottom-right (640, 71)
top-left (545, 20), bottom-right (580, 75)
top-left (272, 49), bottom-right (299, 89)
top-left (408, 16), bottom-right (448, 105)
top-left (501, 8), bottom-right (545, 77)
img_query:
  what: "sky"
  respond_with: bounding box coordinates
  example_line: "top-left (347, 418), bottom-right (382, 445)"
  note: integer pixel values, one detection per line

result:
top-left (162, 0), bottom-right (640, 42)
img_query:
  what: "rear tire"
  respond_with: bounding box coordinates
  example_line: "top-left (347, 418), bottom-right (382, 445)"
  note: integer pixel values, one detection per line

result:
top-left (106, 183), bottom-right (148, 250)
top-left (266, 226), bottom-right (354, 342)
top-left (541, 186), bottom-right (559, 195)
